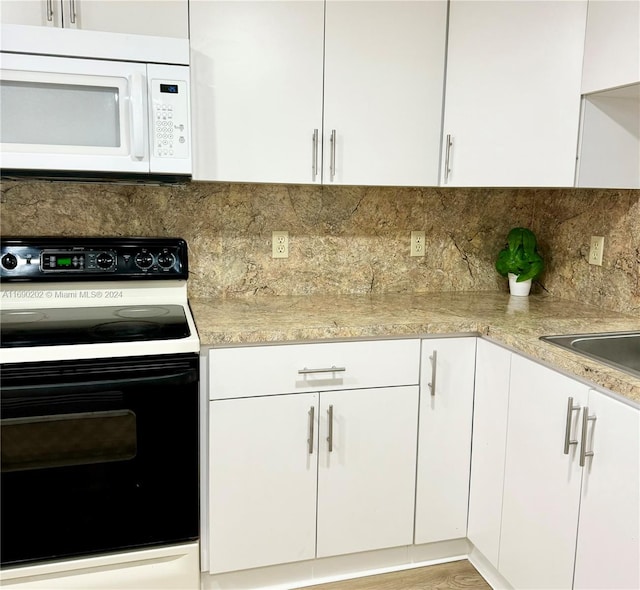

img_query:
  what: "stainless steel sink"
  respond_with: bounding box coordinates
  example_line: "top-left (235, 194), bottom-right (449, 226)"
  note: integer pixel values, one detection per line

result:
top-left (540, 331), bottom-right (640, 378)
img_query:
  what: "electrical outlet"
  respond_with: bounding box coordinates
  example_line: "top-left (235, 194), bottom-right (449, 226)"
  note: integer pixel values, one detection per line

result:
top-left (272, 231), bottom-right (289, 258)
top-left (410, 231), bottom-right (426, 257)
top-left (589, 235), bottom-right (604, 266)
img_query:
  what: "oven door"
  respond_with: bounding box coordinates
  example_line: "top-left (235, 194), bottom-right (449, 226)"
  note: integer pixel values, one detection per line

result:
top-left (0, 353), bottom-right (199, 568)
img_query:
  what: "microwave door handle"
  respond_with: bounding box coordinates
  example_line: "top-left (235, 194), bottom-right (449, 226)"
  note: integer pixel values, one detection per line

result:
top-left (129, 73), bottom-right (146, 160)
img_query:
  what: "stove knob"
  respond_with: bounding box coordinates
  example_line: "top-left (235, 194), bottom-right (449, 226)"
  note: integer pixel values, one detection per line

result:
top-left (157, 250), bottom-right (176, 269)
top-left (1, 253), bottom-right (18, 270)
top-left (96, 252), bottom-right (115, 270)
top-left (135, 250), bottom-right (154, 270)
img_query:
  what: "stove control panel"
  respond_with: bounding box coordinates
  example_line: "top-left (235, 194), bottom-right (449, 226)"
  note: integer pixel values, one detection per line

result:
top-left (0, 238), bottom-right (188, 281)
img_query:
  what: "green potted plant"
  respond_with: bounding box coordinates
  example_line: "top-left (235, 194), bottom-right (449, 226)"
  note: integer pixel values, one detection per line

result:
top-left (495, 227), bottom-right (544, 296)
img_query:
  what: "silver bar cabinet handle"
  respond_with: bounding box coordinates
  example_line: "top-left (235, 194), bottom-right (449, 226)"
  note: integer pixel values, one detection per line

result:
top-left (579, 407), bottom-right (597, 467)
top-left (564, 397), bottom-right (581, 454)
top-left (327, 404), bottom-right (334, 452)
top-left (46, 0), bottom-right (54, 21)
top-left (312, 129), bottom-right (319, 181)
top-left (298, 366), bottom-right (346, 375)
top-left (69, 0), bottom-right (77, 23)
top-left (428, 350), bottom-right (437, 396)
top-left (330, 129), bottom-right (336, 182)
top-left (444, 134), bottom-right (453, 182)
top-left (307, 406), bottom-right (315, 455)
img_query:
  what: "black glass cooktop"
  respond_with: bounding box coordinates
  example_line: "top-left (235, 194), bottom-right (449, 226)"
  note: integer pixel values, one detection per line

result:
top-left (0, 305), bottom-right (190, 348)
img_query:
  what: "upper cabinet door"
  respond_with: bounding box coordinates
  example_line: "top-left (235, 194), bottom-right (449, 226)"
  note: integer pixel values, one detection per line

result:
top-left (66, 1), bottom-right (188, 38)
top-left (0, 0), bottom-right (188, 37)
top-left (441, 0), bottom-right (587, 187)
top-left (323, 0), bottom-right (447, 186)
top-left (190, 0), bottom-right (325, 184)
top-left (0, 0), bottom-right (62, 27)
top-left (581, 0), bottom-right (640, 94)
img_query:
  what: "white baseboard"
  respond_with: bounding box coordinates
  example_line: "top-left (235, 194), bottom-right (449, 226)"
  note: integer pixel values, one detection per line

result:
top-left (467, 545), bottom-right (513, 590)
top-left (201, 538), bottom-right (471, 590)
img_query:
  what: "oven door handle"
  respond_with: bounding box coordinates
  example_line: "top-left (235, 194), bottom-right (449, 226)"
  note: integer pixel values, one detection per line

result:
top-left (3, 368), bottom-right (198, 396)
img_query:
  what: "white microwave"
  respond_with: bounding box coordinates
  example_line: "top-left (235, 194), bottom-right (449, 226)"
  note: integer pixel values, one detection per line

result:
top-left (0, 52), bottom-right (191, 182)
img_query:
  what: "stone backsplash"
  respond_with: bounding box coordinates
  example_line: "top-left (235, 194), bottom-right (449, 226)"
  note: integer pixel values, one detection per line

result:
top-left (1, 181), bottom-right (638, 315)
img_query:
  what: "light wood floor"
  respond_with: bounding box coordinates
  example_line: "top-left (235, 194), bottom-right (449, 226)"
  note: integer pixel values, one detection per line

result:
top-left (298, 560), bottom-right (491, 590)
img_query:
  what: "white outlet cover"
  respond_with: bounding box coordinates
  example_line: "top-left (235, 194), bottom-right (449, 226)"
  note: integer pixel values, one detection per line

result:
top-left (272, 231), bottom-right (289, 259)
top-left (410, 231), bottom-right (426, 257)
top-left (589, 235), bottom-right (604, 266)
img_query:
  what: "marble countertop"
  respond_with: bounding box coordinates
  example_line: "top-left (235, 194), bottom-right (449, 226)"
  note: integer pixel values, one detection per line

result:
top-left (190, 291), bottom-right (640, 404)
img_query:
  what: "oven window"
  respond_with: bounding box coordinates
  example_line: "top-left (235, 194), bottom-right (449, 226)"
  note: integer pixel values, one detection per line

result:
top-left (1, 410), bottom-right (137, 472)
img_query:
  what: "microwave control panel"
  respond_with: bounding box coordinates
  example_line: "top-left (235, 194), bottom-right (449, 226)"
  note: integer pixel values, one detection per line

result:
top-left (151, 77), bottom-right (190, 161)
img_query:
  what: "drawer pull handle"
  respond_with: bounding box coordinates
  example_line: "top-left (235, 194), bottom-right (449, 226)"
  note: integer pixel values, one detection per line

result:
top-left (563, 396), bottom-right (581, 454)
top-left (579, 407), bottom-right (597, 467)
top-left (307, 406), bottom-right (315, 455)
top-left (298, 366), bottom-right (346, 375)
top-left (428, 350), bottom-right (437, 396)
top-left (327, 404), bottom-right (334, 453)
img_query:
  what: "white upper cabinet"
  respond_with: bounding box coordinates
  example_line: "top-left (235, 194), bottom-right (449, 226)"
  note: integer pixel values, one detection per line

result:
top-left (0, 0), bottom-right (188, 38)
top-left (441, 0), bottom-right (587, 187)
top-left (581, 0), bottom-right (640, 94)
top-left (576, 0), bottom-right (640, 189)
top-left (576, 84), bottom-right (640, 189)
top-left (322, 0), bottom-right (446, 186)
top-left (190, 0), bottom-right (325, 184)
top-left (190, 0), bottom-right (447, 186)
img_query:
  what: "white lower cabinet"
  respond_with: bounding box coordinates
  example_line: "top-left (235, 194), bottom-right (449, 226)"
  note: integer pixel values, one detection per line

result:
top-left (499, 355), bottom-right (588, 589)
top-left (467, 339), bottom-right (512, 568)
top-left (208, 393), bottom-right (319, 573)
top-left (316, 386), bottom-right (419, 558)
top-left (207, 339), bottom-right (421, 574)
top-left (495, 354), bottom-right (640, 590)
top-left (205, 337), bottom-right (639, 586)
top-left (573, 388), bottom-right (640, 590)
top-left (414, 337), bottom-right (476, 544)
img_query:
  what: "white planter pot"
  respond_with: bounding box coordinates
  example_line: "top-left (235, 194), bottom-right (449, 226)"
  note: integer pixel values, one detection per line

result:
top-left (508, 273), bottom-right (532, 297)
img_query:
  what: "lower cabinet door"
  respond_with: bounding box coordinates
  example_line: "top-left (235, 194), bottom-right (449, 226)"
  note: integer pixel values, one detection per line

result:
top-left (573, 390), bottom-right (640, 590)
top-left (467, 339), bottom-right (511, 567)
top-left (208, 393), bottom-right (319, 573)
top-left (414, 337), bottom-right (476, 544)
top-left (316, 386), bottom-right (419, 558)
top-left (499, 355), bottom-right (588, 589)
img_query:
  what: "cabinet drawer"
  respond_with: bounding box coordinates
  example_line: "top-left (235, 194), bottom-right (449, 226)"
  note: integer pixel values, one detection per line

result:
top-left (209, 339), bottom-right (420, 399)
